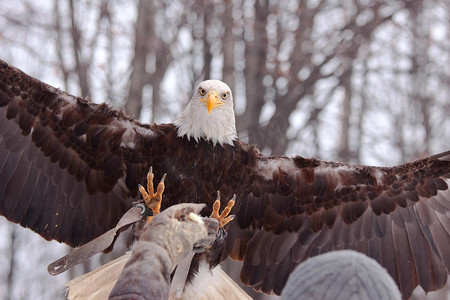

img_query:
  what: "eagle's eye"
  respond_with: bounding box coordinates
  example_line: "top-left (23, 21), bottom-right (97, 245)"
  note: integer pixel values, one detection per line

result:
top-left (199, 88), bottom-right (206, 96)
top-left (221, 93), bottom-right (228, 100)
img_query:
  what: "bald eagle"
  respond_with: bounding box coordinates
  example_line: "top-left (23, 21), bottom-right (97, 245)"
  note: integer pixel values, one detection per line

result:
top-left (0, 59), bottom-right (449, 298)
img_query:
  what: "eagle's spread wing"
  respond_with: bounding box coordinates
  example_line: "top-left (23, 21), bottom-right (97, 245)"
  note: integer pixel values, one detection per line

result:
top-left (1, 59), bottom-right (450, 298)
top-left (0, 59), bottom-right (164, 246)
top-left (226, 152), bottom-right (450, 297)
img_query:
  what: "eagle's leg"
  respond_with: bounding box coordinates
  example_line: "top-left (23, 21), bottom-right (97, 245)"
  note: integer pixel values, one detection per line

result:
top-left (210, 191), bottom-right (236, 228)
top-left (138, 167), bottom-right (166, 222)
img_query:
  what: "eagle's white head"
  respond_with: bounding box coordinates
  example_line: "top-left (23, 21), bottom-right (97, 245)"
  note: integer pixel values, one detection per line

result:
top-left (175, 80), bottom-right (237, 146)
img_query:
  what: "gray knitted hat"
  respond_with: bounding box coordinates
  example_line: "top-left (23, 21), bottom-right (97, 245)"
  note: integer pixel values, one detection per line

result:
top-left (281, 250), bottom-right (401, 300)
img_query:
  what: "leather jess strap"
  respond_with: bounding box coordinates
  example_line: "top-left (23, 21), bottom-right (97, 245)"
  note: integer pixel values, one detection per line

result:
top-left (48, 206), bottom-right (143, 276)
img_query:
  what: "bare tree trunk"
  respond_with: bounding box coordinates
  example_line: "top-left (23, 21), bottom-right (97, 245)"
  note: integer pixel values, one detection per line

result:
top-left (222, 0), bottom-right (235, 91)
top-left (104, 1), bottom-right (115, 105)
top-left (409, 0), bottom-right (430, 156)
top-left (355, 47), bottom-right (370, 164)
top-left (126, 0), bottom-right (173, 122)
top-left (125, 0), bottom-right (153, 118)
top-left (54, 0), bottom-right (70, 92)
top-left (337, 69), bottom-right (353, 162)
top-left (239, 0), bottom-right (268, 147)
top-left (202, 2), bottom-right (213, 80)
top-left (151, 11), bottom-right (172, 122)
top-left (68, 0), bottom-right (90, 97)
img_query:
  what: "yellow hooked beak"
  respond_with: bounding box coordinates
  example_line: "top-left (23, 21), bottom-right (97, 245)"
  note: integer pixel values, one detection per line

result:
top-left (200, 91), bottom-right (225, 115)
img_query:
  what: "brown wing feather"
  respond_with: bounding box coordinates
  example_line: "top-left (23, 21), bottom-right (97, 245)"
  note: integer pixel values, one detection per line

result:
top-left (228, 151), bottom-right (450, 298)
top-left (0, 59), bottom-right (161, 246)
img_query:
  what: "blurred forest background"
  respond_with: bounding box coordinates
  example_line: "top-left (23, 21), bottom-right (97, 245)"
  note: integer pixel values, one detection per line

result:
top-left (0, 0), bottom-right (449, 299)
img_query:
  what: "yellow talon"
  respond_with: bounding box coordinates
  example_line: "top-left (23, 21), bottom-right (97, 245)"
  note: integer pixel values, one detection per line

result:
top-left (138, 167), bottom-right (166, 223)
top-left (210, 191), bottom-right (236, 228)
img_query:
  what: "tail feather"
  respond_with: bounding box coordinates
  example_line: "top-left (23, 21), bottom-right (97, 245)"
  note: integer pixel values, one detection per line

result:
top-left (180, 262), bottom-right (252, 300)
top-left (66, 253), bottom-right (131, 300)
top-left (66, 254), bottom-right (252, 300)
top-left (211, 266), bottom-right (253, 300)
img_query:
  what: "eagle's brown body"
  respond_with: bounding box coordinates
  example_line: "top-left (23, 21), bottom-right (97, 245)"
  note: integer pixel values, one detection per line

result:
top-left (1, 59), bottom-right (450, 298)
